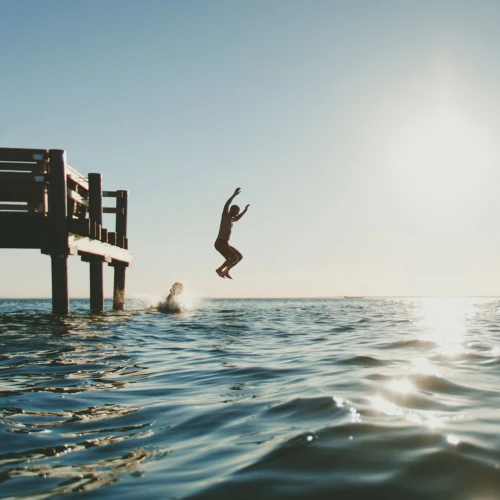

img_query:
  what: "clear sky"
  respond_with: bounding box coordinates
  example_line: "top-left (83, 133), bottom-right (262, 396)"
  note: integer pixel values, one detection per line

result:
top-left (2, 0), bottom-right (500, 299)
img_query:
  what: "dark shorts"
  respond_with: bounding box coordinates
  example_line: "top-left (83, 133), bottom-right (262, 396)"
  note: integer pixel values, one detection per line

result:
top-left (214, 238), bottom-right (242, 260)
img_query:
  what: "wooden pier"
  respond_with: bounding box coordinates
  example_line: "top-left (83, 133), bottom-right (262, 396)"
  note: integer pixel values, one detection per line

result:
top-left (0, 147), bottom-right (132, 314)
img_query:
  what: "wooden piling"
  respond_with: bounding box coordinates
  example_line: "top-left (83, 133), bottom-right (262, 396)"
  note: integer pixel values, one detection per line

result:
top-left (88, 173), bottom-right (103, 313)
top-left (48, 150), bottom-right (69, 315)
top-left (113, 264), bottom-right (126, 310)
top-left (113, 190), bottom-right (128, 310)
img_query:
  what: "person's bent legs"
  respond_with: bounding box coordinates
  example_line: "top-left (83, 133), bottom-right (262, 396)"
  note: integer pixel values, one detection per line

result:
top-left (222, 247), bottom-right (243, 279)
top-left (215, 239), bottom-right (238, 278)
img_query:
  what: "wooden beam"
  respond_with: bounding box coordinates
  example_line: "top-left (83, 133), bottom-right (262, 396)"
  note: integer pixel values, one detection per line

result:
top-left (0, 172), bottom-right (44, 183)
top-left (68, 234), bottom-right (132, 264)
top-left (0, 203), bottom-right (29, 211)
top-left (103, 207), bottom-right (125, 214)
top-left (67, 188), bottom-right (89, 207)
top-left (0, 162), bottom-right (39, 171)
top-left (79, 252), bottom-right (112, 263)
top-left (0, 148), bottom-right (48, 163)
top-left (66, 164), bottom-right (89, 191)
top-left (0, 184), bottom-right (45, 203)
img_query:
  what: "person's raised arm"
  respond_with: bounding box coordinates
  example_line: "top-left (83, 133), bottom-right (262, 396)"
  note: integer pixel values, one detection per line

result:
top-left (222, 187), bottom-right (241, 214)
top-left (233, 204), bottom-right (249, 221)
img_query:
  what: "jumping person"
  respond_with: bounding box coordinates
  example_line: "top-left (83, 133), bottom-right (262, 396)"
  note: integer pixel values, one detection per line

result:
top-left (214, 187), bottom-right (249, 279)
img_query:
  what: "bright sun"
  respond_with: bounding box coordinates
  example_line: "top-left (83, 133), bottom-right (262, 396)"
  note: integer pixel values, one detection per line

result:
top-left (389, 108), bottom-right (495, 212)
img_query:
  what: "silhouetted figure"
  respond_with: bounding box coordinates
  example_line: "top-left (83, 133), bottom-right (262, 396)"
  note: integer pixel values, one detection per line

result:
top-left (214, 187), bottom-right (249, 280)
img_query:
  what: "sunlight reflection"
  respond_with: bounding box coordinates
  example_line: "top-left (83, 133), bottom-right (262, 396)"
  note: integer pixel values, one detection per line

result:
top-left (370, 396), bottom-right (403, 417)
top-left (425, 414), bottom-right (440, 429)
top-left (349, 407), bottom-right (361, 423)
top-left (406, 412), bottom-right (422, 425)
top-left (333, 396), bottom-right (344, 408)
top-left (411, 356), bottom-right (441, 377)
top-left (370, 395), bottom-right (448, 429)
top-left (388, 378), bottom-right (413, 395)
top-left (413, 298), bottom-right (478, 355)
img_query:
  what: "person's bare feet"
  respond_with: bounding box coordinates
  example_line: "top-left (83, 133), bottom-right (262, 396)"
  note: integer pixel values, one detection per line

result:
top-left (223, 270), bottom-right (233, 280)
top-left (216, 269), bottom-right (225, 278)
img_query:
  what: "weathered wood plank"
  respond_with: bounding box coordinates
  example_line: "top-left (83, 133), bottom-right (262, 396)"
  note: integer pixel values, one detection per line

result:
top-left (0, 184), bottom-right (45, 202)
top-left (66, 164), bottom-right (89, 191)
top-left (79, 252), bottom-right (112, 263)
top-left (0, 203), bottom-right (29, 211)
top-left (67, 188), bottom-right (89, 207)
top-left (103, 190), bottom-right (118, 197)
top-left (103, 207), bottom-right (123, 214)
top-left (0, 172), bottom-right (44, 183)
top-left (0, 148), bottom-right (48, 162)
top-left (0, 162), bottom-right (39, 172)
top-left (68, 234), bottom-right (132, 264)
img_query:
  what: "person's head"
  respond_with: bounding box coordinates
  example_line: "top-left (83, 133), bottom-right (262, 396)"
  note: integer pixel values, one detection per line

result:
top-left (229, 205), bottom-right (240, 217)
top-left (170, 282), bottom-right (183, 296)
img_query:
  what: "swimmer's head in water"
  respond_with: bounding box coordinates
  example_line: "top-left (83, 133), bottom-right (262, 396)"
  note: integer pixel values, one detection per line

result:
top-left (170, 282), bottom-right (183, 296)
top-left (229, 205), bottom-right (240, 217)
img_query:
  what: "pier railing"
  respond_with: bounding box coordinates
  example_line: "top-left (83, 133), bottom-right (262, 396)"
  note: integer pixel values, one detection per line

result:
top-left (0, 147), bottom-right (132, 314)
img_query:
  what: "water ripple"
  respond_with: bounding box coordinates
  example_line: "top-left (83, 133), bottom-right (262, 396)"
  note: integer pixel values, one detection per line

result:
top-left (1, 298), bottom-right (500, 498)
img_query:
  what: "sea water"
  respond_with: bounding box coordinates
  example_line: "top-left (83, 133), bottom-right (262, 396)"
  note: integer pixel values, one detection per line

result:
top-left (1, 297), bottom-right (500, 499)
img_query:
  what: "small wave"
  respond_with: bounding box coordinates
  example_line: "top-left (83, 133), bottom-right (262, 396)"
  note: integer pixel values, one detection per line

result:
top-left (338, 355), bottom-right (385, 366)
top-left (382, 339), bottom-right (436, 349)
top-left (266, 397), bottom-right (345, 420)
top-left (413, 374), bottom-right (473, 395)
top-left (331, 325), bottom-right (356, 332)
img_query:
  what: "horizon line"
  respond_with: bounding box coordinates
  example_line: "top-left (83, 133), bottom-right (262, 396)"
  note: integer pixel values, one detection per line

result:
top-left (1, 295), bottom-right (500, 300)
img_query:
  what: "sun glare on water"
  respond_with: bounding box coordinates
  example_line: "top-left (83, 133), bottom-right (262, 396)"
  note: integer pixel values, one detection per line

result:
top-left (414, 298), bottom-right (475, 353)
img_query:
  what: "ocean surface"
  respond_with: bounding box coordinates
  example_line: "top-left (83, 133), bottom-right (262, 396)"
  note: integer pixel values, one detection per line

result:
top-left (1, 297), bottom-right (500, 499)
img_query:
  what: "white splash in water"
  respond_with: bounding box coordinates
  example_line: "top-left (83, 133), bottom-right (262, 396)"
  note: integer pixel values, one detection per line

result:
top-left (128, 293), bottom-right (163, 310)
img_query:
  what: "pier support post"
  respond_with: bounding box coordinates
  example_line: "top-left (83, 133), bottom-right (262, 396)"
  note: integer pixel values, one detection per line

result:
top-left (89, 259), bottom-right (104, 312)
top-left (113, 190), bottom-right (128, 310)
top-left (88, 173), bottom-right (103, 313)
top-left (113, 264), bottom-right (126, 310)
top-left (51, 255), bottom-right (68, 315)
top-left (48, 150), bottom-right (69, 315)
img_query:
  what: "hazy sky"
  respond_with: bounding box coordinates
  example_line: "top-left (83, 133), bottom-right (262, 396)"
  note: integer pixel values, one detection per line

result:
top-left (2, 0), bottom-right (500, 299)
